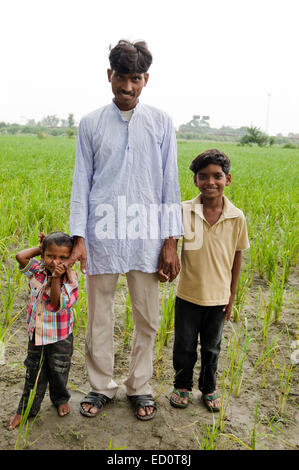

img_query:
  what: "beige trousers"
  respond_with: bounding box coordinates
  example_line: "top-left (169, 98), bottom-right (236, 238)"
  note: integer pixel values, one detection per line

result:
top-left (85, 270), bottom-right (160, 398)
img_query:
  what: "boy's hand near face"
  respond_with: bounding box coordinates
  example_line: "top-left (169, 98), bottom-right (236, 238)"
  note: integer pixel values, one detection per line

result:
top-left (52, 261), bottom-right (66, 278)
top-left (50, 261), bottom-right (66, 309)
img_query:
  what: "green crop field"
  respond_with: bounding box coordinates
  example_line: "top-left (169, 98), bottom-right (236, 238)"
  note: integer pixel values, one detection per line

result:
top-left (0, 134), bottom-right (298, 450)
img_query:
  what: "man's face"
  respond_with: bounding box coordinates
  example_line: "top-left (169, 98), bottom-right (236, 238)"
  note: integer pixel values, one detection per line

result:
top-left (194, 164), bottom-right (231, 200)
top-left (107, 69), bottom-right (149, 111)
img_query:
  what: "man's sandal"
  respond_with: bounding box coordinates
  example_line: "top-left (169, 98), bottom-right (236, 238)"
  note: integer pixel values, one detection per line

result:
top-left (202, 392), bottom-right (220, 412)
top-left (127, 394), bottom-right (157, 421)
top-left (169, 389), bottom-right (189, 408)
top-left (80, 391), bottom-right (111, 417)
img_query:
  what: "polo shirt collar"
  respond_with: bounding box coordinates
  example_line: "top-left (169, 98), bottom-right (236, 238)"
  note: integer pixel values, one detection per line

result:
top-left (190, 194), bottom-right (239, 220)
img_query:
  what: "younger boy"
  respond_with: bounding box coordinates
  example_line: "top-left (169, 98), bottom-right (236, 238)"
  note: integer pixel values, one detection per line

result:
top-left (170, 149), bottom-right (249, 411)
top-left (9, 232), bottom-right (78, 429)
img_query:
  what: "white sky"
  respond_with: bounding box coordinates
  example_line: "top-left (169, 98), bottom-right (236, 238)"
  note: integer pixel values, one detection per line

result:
top-left (1, 0), bottom-right (298, 135)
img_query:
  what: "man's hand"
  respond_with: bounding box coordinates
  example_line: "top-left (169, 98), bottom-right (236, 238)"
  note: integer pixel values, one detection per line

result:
top-left (64, 236), bottom-right (87, 276)
top-left (157, 238), bottom-right (180, 283)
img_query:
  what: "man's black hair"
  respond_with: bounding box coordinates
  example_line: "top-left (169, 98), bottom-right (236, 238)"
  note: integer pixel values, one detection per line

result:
top-left (42, 232), bottom-right (73, 252)
top-left (109, 40), bottom-right (152, 74)
top-left (190, 149), bottom-right (231, 175)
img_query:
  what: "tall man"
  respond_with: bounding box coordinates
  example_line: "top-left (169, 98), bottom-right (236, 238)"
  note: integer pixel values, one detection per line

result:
top-left (68, 40), bottom-right (182, 420)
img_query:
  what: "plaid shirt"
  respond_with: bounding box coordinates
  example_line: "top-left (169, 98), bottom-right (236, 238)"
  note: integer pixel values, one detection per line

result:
top-left (21, 258), bottom-right (79, 346)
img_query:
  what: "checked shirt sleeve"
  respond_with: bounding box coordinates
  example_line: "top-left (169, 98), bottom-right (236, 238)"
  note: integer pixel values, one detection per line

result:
top-left (19, 258), bottom-right (41, 278)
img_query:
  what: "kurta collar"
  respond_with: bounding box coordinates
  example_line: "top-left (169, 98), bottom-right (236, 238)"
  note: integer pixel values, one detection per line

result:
top-left (111, 100), bottom-right (141, 117)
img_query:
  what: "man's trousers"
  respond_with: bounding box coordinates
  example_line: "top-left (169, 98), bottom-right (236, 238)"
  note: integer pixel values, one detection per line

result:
top-left (85, 270), bottom-right (160, 398)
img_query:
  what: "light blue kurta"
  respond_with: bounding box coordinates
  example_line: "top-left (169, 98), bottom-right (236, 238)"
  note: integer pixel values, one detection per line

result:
top-left (70, 100), bottom-right (183, 275)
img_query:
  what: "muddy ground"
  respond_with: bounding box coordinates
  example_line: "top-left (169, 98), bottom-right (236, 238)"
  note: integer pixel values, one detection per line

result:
top-left (0, 272), bottom-right (298, 452)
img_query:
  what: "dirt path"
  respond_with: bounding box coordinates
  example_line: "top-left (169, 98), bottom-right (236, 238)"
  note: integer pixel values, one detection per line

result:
top-left (1, 276), bottom-right (299, 451)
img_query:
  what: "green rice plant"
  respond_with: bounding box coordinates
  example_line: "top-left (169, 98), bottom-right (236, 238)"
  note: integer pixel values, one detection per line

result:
top-left (252, 331), bottom-right (281, 388)
top-left (123, 291), bottom-right (134, 347)
top-left (278, 363), bottom-right (293, 414)
top-left (155, 285), bottom-right (176, 379)
top-left (72, 274), bottom-right (88, 335)
top-left (194, 414), bottom-right (224, 450)
top-left (269, 266), bottom-right (286, 324)
top-left (233, 267), bottom-right (250, 322)
top-left (223, 316), bottom-right (253, 397)
top-left (107, 438), bottom-right (126, 450)
top-left (257, 288), bottom-right (274, 344)
top-left (250, 394), bottom-right (259, 450)
top-left (0, 264), bottom-right (19, 326)
top-left (14, 350), bottom-right (44, 450)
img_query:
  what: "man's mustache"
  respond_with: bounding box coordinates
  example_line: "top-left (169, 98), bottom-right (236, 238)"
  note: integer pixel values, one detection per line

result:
top-left (117, 89), bottom-right (134, 96)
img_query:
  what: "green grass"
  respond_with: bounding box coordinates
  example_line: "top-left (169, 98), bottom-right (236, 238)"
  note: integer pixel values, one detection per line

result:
top-left (0, 135), bottom-right (298, 449)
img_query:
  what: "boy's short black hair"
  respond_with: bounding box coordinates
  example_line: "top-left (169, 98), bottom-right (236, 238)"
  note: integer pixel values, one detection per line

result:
top-left (42, 232), bottom-right (73, 253)
top-left (109, 40), bottom-right (152, 74)
top-left (190, 149), bottom-right (231, 175)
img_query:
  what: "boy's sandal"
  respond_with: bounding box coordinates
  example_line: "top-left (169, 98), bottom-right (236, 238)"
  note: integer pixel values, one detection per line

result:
top-left (80, 391), bottom-right (111, 417)
top-left (127, 394), bottom-right (157, 421)
top-left (202, 392), bottom-right (220, 412)
top-left (170, 388), bottom-right (189, 408)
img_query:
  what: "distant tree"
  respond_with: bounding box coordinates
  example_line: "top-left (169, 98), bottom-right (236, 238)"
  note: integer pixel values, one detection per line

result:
top-left (40, 115), bottom-right (60, 128)
top-left (60, 119), bottom-right (68, 127)
top-left (67, 113), bottom-right (75, 128)
top-left (239, 126), bottom-right (268, 147)
top-left (26, 119), bottom-right (37, 126)
top-left (66, 128), bottom-right (75, 138)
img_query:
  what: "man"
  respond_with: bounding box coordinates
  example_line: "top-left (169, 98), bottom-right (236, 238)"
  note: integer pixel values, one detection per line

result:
top-left (68, 40), bottom-right (182, 420)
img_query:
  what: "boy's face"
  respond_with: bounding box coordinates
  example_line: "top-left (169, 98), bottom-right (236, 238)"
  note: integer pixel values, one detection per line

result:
top-left (41, 243), bottom-right (71, 273)
top-left (194, 163), bottom-right (231, 199)
top-left (107, 69), bottom-right (149, 111)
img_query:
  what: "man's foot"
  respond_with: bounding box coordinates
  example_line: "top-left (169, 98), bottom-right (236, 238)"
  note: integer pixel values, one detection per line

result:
top-left (127, 394), bottom-right (157, 421)
top-left (80, 392), bottom-right (111, 417)
top-left (202, 392), bottom-right (221, 412)
top-left (57, 402), bottom-right (71, 417)
top-left (8, 414), bottom-right (22, 430)
top-left (170, 388), bottom-right (189, 408)
top-left (136, 406), bottom-right (155, 418)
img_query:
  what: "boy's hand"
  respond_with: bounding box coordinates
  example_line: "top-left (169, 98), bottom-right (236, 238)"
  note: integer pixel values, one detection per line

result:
top-left (52, 262), bottom-right (66, 278)
top-left (38, 232), bottom-right (46, 249)
top-left (222, 294), bottom-right (235, 321)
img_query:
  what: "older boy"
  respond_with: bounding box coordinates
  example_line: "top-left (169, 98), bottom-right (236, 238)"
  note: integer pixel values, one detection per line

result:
top-left (170, 149), bottom-right (249, 411)
top-left (68, 40), bottom-right (182, 420)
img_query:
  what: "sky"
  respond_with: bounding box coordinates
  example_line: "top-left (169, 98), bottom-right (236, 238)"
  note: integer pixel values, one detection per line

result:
top-left (1, 0), bottom-right (299, 136)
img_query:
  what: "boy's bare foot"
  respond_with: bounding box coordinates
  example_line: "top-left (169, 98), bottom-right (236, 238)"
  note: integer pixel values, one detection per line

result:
top-left (57, 402), bottom-right (71, 417)
top-left (8, 414), bottom-right (22, 430)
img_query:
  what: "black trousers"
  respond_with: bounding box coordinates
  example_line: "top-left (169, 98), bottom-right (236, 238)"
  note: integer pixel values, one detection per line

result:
top-left (173, 297), bottom-right (226, 394)
top-left (17, 333), bottom-right (73, 416)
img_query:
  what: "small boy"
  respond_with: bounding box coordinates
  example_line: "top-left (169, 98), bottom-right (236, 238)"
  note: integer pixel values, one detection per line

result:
top-left (9, 232), bottom-right (78, 430)
top-left (170, 149), bottom-right (249, 411)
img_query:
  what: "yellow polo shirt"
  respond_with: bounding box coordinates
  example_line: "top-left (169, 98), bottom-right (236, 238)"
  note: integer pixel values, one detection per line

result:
top-left (176, 195), bottom-right (250, 306)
